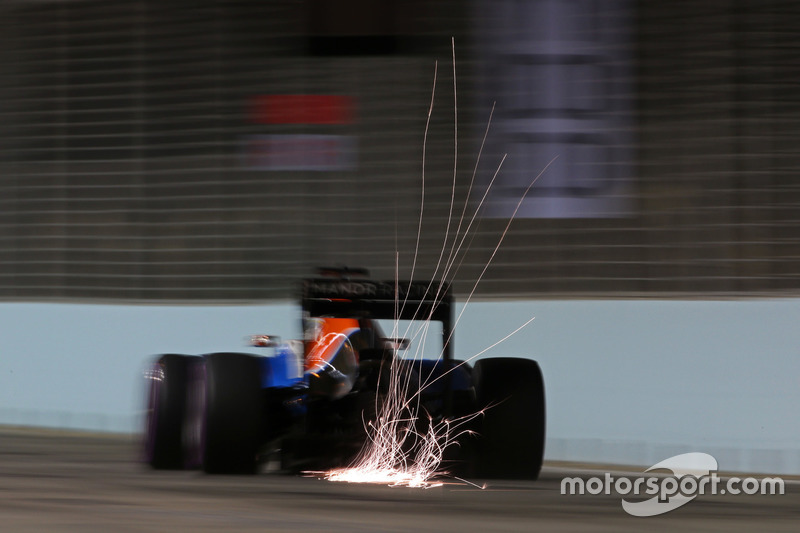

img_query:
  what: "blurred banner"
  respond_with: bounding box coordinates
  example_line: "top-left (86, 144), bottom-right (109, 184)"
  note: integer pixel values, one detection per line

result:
top-left (474, 0), bottom-right (634, 218)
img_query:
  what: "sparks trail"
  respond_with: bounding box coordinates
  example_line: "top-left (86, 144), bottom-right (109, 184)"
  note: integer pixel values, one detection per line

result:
top-left (322, 41), bottom-right (551, 488)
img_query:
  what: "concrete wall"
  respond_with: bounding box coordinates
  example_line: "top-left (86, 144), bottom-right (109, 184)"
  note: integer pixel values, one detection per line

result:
top-left (2, 299), bottom-right (799, 474)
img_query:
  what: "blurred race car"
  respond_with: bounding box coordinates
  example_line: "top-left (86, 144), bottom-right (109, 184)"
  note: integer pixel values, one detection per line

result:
top-left (143, 268), bottom-right (545, 478)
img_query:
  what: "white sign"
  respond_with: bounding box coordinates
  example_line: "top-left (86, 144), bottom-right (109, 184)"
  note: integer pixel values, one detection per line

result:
top-left (474, 0), bottom-right (634, 218)
top-left (242, 134), bottom-right (357, 171)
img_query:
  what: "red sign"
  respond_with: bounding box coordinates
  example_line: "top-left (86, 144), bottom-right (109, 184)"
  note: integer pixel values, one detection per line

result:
top-left (249, 95), bottom-right (354, 125)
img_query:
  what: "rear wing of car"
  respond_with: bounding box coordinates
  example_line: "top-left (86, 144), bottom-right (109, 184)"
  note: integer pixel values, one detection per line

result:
top-left (301, 278), bottom-right (454, 360)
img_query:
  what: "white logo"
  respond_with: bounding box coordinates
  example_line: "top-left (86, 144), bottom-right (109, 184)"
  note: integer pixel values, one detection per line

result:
top-left (621, 452), bottom-right (716, 516)
top-left (561, 452), bottom-right (785, 517)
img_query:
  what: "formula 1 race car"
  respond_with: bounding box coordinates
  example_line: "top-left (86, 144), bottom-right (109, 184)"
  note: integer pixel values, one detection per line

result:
top-left (143, 268), bottom-right (545, 479)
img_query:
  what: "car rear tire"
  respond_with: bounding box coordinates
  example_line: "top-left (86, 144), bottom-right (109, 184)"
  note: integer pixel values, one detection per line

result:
top-left (144, 354), bottom-right (195, 469)
top-left (201, 353), bottom-right (264, 474)
top-left (472, 357), bottom-right (545, 479)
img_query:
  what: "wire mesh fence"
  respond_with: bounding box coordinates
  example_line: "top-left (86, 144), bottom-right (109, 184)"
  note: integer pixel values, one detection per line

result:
top-left (0, 0), bottom-right (798, 301)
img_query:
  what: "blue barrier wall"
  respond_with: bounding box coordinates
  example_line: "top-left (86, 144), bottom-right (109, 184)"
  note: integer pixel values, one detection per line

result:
top-left (2, 299), bottom-right (799, 474)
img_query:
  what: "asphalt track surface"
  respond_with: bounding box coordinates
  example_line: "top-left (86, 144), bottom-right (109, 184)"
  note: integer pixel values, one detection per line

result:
top-left (1, 428), bottom-right (797, 532)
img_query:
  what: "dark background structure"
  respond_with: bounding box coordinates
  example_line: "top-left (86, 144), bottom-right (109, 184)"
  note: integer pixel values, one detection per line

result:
top-left (1, 0), bottom-right (798, 301)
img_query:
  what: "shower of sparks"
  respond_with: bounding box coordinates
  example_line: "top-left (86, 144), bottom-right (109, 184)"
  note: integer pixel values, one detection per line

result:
top-left (319, 39), bottom-right (548, 489)
top-left (323, 348), bottom-right (486, 488)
